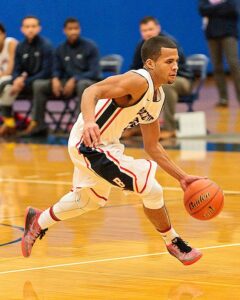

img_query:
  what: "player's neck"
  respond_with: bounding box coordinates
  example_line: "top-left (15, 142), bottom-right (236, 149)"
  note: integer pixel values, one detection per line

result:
top-left (146, 68), bottom-right (162, 89)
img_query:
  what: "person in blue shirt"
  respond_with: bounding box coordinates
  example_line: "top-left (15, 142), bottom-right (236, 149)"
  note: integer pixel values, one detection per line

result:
top-left (23, 17), bottom-right (101, 136)
top-left (0, 16), bottom-right (53, 136)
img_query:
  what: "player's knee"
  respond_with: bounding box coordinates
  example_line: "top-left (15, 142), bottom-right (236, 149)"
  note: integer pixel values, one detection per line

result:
top-left (142, 181), bottom-right (164, 209)
top-left (78, 189), bottom-right (102, 212)
top-left (59, 190), bottom-right (101, 212)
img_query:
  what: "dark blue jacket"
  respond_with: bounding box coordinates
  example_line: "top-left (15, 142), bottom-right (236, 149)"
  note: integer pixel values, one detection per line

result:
top-left (130, 32), bottom-right (194, 80)
top-left (198, 0), bottom-right (239, 39)
top-left (13, 35), bottom-right (53, 85)
top-left (52, 37), bottom-right (101, 81)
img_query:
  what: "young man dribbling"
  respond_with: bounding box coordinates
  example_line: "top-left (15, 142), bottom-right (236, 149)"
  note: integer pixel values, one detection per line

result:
top-left (22, 36), bottom-right (203, 265)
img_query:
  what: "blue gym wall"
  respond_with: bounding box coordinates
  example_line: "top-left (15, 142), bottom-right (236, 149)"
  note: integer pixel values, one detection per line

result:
top-left (0, 0), bottom-right (239, 72)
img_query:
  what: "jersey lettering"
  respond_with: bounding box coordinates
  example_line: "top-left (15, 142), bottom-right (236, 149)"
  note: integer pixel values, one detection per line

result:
top-left (113, 177), bottom-right (125, 188)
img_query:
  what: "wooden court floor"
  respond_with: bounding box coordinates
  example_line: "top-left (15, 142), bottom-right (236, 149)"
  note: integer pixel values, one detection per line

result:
top-left (0, 141), bottom-right (240, 299)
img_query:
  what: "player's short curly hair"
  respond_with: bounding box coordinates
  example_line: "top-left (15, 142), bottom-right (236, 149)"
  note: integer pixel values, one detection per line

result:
top-left (0, 23), bottom-right (6, 34)
top-left (141, 36), bottom-right (177, 63)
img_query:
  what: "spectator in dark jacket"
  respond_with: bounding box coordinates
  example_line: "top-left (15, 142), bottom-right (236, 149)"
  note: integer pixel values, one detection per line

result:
top-left (199, 0), bottom-right (240, 107)
top-left (24, 17), bottom-right (101, 136)
top-left (0, 16), bottom-right (53, 136)
top-left (128, 16), bottom-right (193, 139)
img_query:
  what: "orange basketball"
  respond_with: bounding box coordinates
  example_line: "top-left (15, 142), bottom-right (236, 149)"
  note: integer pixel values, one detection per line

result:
top-left (184, 179), bottom-right (224, 220)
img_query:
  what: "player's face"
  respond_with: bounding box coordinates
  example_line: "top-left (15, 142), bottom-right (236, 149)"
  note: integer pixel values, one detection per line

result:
top-left (21, 18), bottom-right (41, 40)
top-left (64, 22), bottom-right (81, 43)
top-left (140, 21), bottom-right (161, 41)
top-left (150, 47), bottom-right (179, 85)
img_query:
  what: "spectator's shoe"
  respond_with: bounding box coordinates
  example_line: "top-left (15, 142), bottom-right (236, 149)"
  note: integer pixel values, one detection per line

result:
top-left (215, 99), bottom-right (228, 107)
top-left (166, 237), bottom-right (202, 265)
top-left (0, 118), bottom-right (16, 136)
top-left (19, 121), bottom-right (48, 137)
top-left (21, 207), bottom-right (48, 257)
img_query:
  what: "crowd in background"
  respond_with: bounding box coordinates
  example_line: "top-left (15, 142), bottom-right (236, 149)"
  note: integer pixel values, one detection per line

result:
top-left (0, 0), bottom-right (239, 138)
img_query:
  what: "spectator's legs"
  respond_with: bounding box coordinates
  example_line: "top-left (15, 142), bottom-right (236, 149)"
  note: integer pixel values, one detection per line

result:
top-left (208, 39), bottom-right (228, 105)
top-left (76, 79), bottom-right (96, 113)
top-left (162, 77), bottom-right (191, 134)
top-left (0, 83), bottom-right (18, 136)
top-left (222, 37), bottom-right (240, 104)
top-left (31, 79), bottom-right (52, 130)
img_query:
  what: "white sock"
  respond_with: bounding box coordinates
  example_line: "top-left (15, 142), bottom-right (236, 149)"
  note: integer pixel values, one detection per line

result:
top-left (38, 208), bottom-right (59, 229)
top-left (159, 227), bottom-right (179, 244)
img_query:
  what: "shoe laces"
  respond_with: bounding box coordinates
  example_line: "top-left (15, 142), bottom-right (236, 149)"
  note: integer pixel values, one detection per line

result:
top-left (28, 226), bottom-right (48, 245)
top-left (172, 237), bottom-right (192, 253)
top-left (39, 228), bottom-right (48, 240)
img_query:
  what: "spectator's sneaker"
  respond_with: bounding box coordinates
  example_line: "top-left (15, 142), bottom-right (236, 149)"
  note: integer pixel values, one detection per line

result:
top-left (166, 237), bottom-right (202, 265)
top-left (0, 117), bottom-right (16, 136)
top-left (216, 99), bottom-right (228, 107)
top-left (21, 207), bottom-right (48, 257)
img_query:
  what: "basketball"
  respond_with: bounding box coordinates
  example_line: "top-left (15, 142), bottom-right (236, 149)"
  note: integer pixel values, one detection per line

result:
top-left (184, 179), bottom-right (224, 220)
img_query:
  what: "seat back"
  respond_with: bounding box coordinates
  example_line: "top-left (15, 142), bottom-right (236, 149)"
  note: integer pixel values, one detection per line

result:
top-left (100, 54), bottom-right (124, 77)
top-left (179, 54), bottom-right (209, 111)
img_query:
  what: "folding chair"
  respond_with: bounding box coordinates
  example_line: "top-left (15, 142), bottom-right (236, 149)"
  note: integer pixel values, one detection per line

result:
top-left (14, 95), bottom-right (77, 133)
top-left (100, 54), bottom-right (124, 77)
top-left (179, 54), bottom-right (209, 112)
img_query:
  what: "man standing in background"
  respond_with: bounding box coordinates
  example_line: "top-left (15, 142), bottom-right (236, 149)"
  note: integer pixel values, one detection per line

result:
top-left (199, 0), bottom-right (240, 107)
top-left (130, 16), bottom-right (193, 139)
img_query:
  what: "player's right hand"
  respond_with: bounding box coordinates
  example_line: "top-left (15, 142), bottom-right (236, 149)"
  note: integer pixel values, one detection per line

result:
top-left (82, 121), bottom-right (100, 147)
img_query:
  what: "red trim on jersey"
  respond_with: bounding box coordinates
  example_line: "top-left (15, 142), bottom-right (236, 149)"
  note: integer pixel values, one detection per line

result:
top-left (90, 188), bottom-right (108, 201)
top-left (49, 206), bottom-right (61, 222)
top-left (95, 98), bottom-right (112, 120)
top-left (100, 108), bottom-right (123, 135)
top-left (75, 99), bottom-right (112, 148)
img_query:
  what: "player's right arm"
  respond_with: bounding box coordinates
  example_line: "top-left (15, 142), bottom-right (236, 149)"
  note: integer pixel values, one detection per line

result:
top-left (140, 120), bottom-right (203, 191)
top-left (81, 72), bottom-right (147, 147)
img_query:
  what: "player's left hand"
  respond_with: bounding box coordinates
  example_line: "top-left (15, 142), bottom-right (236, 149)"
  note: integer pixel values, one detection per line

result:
top-left (63, 78), bottom-right (76, 97)
top-left (180, 175), bottom-right (207, 191)
top-left (82, 121), bottom-right (101, 147)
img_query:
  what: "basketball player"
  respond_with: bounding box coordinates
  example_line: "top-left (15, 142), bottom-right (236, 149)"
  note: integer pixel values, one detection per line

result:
top-left (21, 36), bottom-right (203, 265)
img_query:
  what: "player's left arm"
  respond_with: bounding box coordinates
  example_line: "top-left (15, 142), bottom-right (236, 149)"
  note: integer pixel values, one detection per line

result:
top-left (140, 120), bottom-right (202, 190)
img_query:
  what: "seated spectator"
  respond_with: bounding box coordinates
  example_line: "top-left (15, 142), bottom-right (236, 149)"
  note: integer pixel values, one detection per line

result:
top-left (0, 23), bottom-right (18, 135)
top-left (24, 17), bottom-right (101, 135)
top-left (128, 16), bottom-right (193, 139)
top-left (0, 16), bottom-right (53, 136)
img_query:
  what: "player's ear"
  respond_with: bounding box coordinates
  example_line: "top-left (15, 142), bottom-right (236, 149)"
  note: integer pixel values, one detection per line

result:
top-left (145, 58), bottom-right (155, 70)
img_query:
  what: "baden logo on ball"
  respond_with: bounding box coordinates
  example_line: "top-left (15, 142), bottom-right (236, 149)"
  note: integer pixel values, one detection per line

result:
top-left (184, 179), bottom-right (224, 221)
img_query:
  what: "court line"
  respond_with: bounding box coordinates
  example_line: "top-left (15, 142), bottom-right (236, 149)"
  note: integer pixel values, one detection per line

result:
top-left (24, 175), bottom-right (39, 179)
top-left (0, 223), bottom-right (24, 247)
top-left (0, 178), bottom-right (240, 195)
top-left (55, 172), bottom-right (71, 177)
top-left (59, 269), bottom-right (239, 288)
top-left (0, 243), bottom-right (239, 275)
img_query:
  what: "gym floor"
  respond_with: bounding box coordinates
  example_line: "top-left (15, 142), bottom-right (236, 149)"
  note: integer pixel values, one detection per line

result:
top-left (0, 77), bottom-right (239, 299)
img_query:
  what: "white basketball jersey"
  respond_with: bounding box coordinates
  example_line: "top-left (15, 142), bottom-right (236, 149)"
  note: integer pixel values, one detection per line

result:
top-left (71, 69), bottom-right (165, 145)
top-left (0, 37), bottom-right (16, 72)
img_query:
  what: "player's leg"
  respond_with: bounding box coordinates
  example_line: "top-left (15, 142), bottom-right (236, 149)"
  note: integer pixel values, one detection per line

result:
top-left (141, 180), bottom-right (202, 265)
top-left (21, 184), bottom-right (110, 257)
